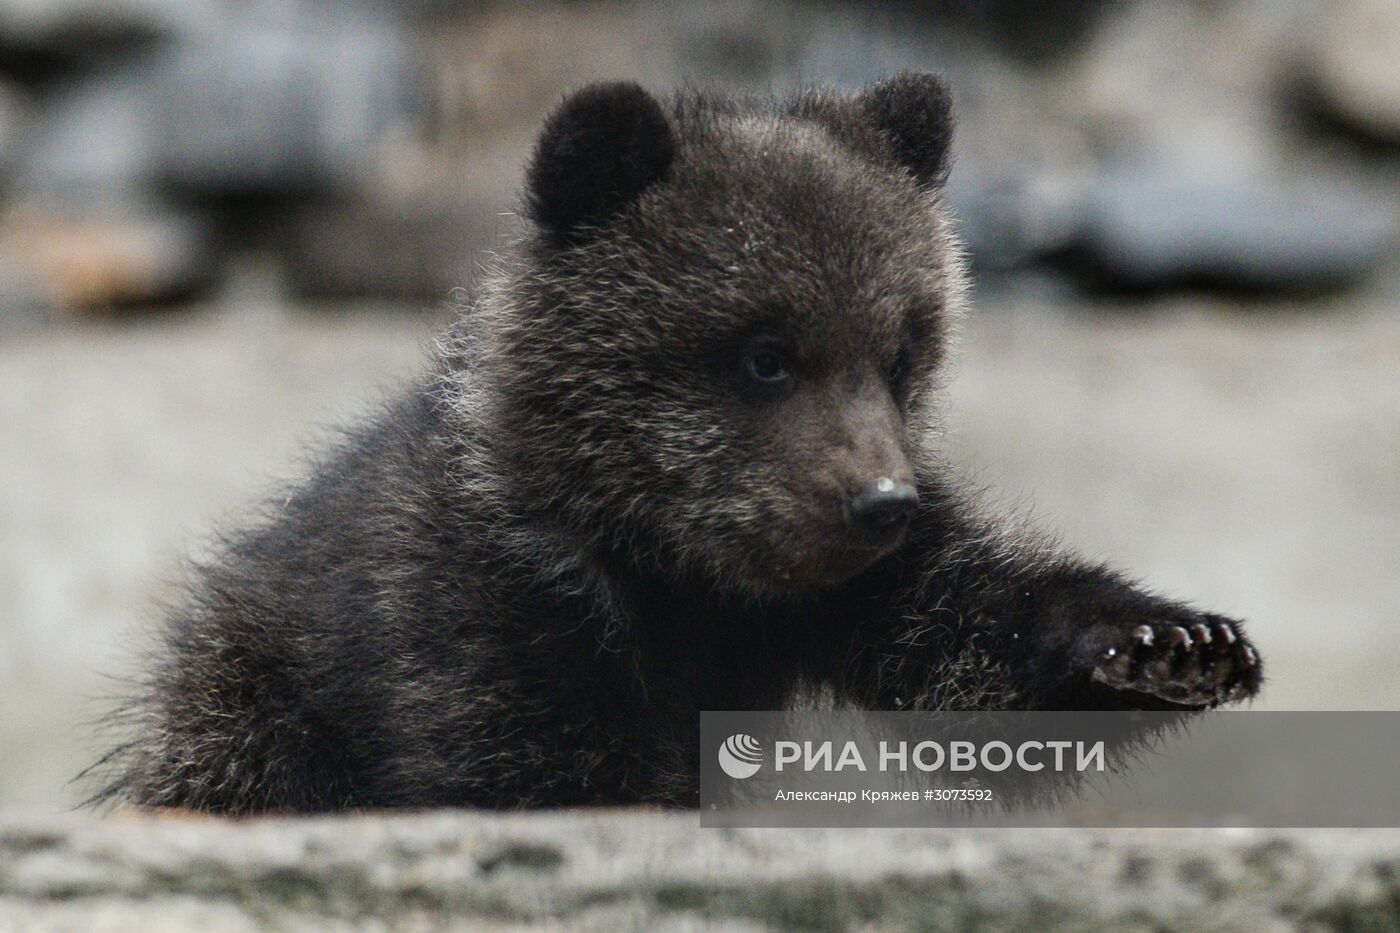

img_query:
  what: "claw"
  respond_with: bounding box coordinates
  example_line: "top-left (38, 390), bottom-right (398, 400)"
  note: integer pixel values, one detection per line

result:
top-left (1167, 626), bottom-right (1193, 650)
top-left (1191, 623), bottom-right (1212, 645)
top-left (1215, 622), bottom-right (1236, 645)
top-left (1242, 645), bottom-right (1259, 667)
top-left (1133, 625), bottom-right (1154, 647)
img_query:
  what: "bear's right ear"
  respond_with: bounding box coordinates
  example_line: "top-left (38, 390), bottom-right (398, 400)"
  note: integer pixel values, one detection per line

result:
top-left (526, 82), bottom-right (675, 245)
top-left (857, 72), bottom-right (955, 188)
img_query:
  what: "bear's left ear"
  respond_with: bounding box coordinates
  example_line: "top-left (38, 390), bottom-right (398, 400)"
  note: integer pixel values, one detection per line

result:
top-left (857, 72), bottom-right (955, 188)
top-left (526, 82), bottom-right (676, 245)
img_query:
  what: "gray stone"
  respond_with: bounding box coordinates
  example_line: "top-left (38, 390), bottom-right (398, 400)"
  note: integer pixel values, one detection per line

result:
top-left (1035, 0), bottom-right (1400, 291)
top-left (1, 812), bottom-right (1399, 931)
top-left (0, 77), bottom-right (28, 188)
top-left (282, 195), bottom-right (500, 303)
top-left (0, 0), bottom-right (209, 68)
top-left (12, 5), bottom-right (417, 200)
top-left (0, 200), bottom-right (217, 311)
top-left (1309, 0), bottom-right (1400, 143)
top-left (13, 60), bottom-right (154, 198)
top-left (940, 134), bottom-right (1092, 274)
top-left (2, 63), bottom-right (219, 311)
top-left (1076, 156), bottom-right (1398, 290)
top-left (151, 6), bottom-right (419, 197)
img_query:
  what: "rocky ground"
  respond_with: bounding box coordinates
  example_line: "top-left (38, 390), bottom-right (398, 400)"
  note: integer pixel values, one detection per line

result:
top-left (3, 811), bottom-right (1400, 931)
top-left (0, 0), bottom-right (1398, 316)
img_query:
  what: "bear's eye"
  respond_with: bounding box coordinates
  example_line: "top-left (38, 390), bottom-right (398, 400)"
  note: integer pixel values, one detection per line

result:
top-left (743, 339), bottom-right (791, 386)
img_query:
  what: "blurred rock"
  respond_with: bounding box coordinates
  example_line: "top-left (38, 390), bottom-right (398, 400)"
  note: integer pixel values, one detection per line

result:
top-left (12, 6), bottom-right (419, 203)
top-left (942, 70), bottom-right (1096, 275)
top-left (912, 0), bottom-right (1111, 64)
top-left (3, 60), bottom-right (218, 311)
top-left (1063, 0), bottom-right (1305, 139)
top-left (7, 4), bottom-right (423, 309)
top-left (1309, 0), bottom-right (1400, 144)
top-left (153, 6), bottom-right (419, 198)
top-left (1074, 155), bottom-right (1398, 290)
top-left (13, 61), bottom-right (154, 198)
top-left (0, 0), bottom-right (1393, 309)
top-left (283, 195), bottom-right (499, 302)
top-left (948, 170), bottom-right (1083, 277)
top-left (0, 202), bottom-right (216, 311)
top-left (0, 0), bottom-right (209, 76)
top-left (0, 76), bottom-right (26, 184)
top-left (1040, 1), bottom-right (1398, 291)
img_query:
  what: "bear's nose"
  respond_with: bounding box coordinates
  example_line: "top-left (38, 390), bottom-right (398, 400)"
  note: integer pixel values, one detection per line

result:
top-left (846, 477), bottom-right (918, 542)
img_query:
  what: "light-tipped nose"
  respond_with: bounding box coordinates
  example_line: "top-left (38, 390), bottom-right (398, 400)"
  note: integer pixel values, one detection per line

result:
top-left (846, 477), bottom-right (918, 542)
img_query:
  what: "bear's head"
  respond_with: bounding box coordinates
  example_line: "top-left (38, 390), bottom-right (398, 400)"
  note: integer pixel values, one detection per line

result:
top-left (476, 74), bottom-right (965, 597)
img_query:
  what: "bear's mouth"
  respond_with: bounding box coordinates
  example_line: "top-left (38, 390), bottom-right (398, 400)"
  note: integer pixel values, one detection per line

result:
top-left (764, 535), bottom-right (905, 590)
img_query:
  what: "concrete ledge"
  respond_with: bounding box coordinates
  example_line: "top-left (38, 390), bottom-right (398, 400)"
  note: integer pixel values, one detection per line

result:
top-left (3, 812), bottom-right (1399, 931)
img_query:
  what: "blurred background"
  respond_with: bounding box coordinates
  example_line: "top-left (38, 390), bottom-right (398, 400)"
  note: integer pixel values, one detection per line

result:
top-left (1, 0), bottom-right (1397, 812)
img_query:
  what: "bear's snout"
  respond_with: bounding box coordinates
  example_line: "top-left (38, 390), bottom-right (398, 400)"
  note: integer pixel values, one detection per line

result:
top-left (845, 478), bottom-right (918, 545)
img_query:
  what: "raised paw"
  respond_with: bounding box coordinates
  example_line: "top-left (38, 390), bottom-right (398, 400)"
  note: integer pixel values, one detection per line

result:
top-left (1088, 614), bottom-right (1261, 708)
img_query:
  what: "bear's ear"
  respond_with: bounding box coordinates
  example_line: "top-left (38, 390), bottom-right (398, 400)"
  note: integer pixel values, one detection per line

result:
top-left (857, 72), bottom-right (955, 188)
top-left (526, 82), bottom-right (675, 245)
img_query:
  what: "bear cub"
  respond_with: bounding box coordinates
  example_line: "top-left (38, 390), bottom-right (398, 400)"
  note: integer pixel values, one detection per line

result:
top-left (96, 74), bottom-right (1261, 812)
